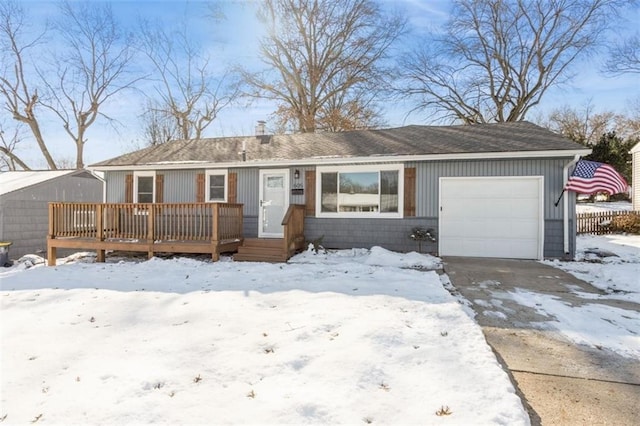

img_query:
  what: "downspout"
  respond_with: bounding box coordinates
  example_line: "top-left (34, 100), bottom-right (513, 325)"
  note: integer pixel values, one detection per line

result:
top-left (563, 155), bottom-right (581, 255)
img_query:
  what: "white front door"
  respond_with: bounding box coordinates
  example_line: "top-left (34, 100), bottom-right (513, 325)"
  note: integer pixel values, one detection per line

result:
top-left (259, 169), bottom-right (290, 238)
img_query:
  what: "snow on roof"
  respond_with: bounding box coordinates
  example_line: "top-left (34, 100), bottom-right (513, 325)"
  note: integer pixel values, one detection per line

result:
top-left (0, 170), bottom-right (77, 196)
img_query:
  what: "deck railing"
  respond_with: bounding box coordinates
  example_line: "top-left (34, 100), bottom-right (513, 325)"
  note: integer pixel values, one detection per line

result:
top-left (48, 202), bottom-right (243, 265)
top-left (282, 204), bottom-right (306, 258)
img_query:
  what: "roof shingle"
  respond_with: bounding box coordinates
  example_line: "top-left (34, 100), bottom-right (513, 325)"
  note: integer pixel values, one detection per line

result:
top-left (91, 121), bottom-right (585, 168)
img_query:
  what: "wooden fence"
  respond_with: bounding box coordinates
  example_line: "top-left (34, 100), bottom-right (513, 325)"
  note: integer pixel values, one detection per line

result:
top-left (576, 210), bottom-right (639, 235)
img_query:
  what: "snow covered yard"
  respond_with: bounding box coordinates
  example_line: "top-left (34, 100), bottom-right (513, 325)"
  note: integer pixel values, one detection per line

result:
top-left (575, 200), bottom-right (632, 214)
top-left (532, 234), bottom-right (640, 358)
top-left (0, 247), bottom-right (528, 425)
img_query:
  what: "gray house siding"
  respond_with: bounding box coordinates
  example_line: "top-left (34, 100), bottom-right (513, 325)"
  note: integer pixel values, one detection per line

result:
top-left (0, 172), bottom-right (103, 259)
top-left (305, 217), bottom-right (439, 254)
top-left (164, 170), bottom-right (198, 202)
top-left (307, 158), bottom-right (576, 258)
top-left (106, 170), bottom-right (198, 203)
top-left (102, 157), bottom-right (576, 259)
top-left (409, 158), bottom-right (570, 219)
top-left (105, 171), bottom-right (127, 202)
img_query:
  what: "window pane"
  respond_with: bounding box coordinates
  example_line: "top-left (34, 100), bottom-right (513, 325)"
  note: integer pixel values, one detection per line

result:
top-left (380, 171), bottom-right (398, 212)
top-left (138, 193), bottom-right (153, 203)
top-left (338, 172), bottom-right (379, 212)
top-left (137, 176), bottom-right (153, 203)
top-left (210, 175), bottom-right (224, 186)
top-left (210, 187), bottom-right (225, 200)
top-left (209, 174), bottom-right (225, 200)
top-left (138, 176), bottom-right (153, 193)
top-left (266, 176), bottom-right (284, 188)
top-left (321, 172), bottom-right (338, 212)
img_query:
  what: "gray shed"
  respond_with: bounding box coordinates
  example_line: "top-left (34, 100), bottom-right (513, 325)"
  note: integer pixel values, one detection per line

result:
top-left (0, 170), bottom-right (103, 260)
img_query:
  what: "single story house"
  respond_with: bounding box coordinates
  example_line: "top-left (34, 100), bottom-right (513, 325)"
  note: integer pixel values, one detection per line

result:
top-left (86, 121), bottom-right (589, 260)
top-left (0, 170), bottom-right (104, 259)
top-left (632, 142), bottom-right (640, 210)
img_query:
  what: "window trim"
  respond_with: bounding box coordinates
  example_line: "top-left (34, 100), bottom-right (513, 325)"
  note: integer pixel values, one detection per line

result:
top-left (133, 170), bottom-right (156, 203)
top-left (205, 169), bottom-right (228, 202)
top-left (315, 164), bottom-right (404, 218)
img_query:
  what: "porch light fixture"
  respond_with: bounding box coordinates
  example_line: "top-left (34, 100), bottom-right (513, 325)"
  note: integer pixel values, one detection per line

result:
top-left (294, 169), bottom-right (300, 180)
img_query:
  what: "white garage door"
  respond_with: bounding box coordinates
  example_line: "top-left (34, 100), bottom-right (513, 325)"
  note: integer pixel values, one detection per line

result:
top-left (439, 177), bottom-right (543, 259)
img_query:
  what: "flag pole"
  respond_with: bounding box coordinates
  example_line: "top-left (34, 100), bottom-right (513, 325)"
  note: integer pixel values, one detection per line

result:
top-left (556, 157), bottom-right (583, 207)
top-left (554, 189), bottom-right (565, 207)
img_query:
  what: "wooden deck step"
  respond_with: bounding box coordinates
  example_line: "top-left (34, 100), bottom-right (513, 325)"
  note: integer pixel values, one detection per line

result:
top-left (234, 238), bottom-right (288, 262)
top-left (241, 238), bottom-right (284, 248)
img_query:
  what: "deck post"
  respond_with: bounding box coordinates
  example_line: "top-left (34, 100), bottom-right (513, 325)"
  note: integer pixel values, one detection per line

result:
top-left (47, 203), bottom-right (56, 266)
top-left (211, 203), bottom-right (220, 261)
top-left (47, 243), bottom-right (57, 267)
top-left (96, 203), bottom-right (105, 262)
top-left (147, 204), bottom-right (155, 259)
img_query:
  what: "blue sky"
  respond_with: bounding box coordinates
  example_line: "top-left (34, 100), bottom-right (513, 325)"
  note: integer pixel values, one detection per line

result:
top-left (6, 0), bottom-right (640, 169)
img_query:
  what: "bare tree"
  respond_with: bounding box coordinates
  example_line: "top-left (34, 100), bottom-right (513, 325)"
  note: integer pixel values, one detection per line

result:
top-left (138, 12), bottom-right (238, 142)
top-left (0, 121), bottom-right (30, 170)
top-left (541, 101), bottom-right (640, 146)
top-left (272, 91), bottom-right (387, 133)
top-left (140, 99), bottom-right (179, 146)
top-left (543, 103), bottom-right (618, 145)
top-left (39, 1), bottom-right (139, 169)
top-left (318, 91), bottom-right (387, 132)
top-left (398, 0), bottom-right (629, 124)
top-left (242, 0), bottom-right (404, 133)
top-left (604, 33), bottom-right (640, 75)
top-left (0, 0), bottom-right (56, 169)
top-left (1, 1), bottom-right (139, 170)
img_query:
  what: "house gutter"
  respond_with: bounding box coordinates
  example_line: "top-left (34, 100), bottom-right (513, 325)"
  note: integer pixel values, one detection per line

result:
top-left (563, 155), bottom-right (582, 255)
top-left (88, 149), bottom-right (592, 172)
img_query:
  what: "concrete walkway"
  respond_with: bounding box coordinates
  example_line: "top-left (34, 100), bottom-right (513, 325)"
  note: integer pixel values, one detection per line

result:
top-left (442, 257), bottom-right (640, 426)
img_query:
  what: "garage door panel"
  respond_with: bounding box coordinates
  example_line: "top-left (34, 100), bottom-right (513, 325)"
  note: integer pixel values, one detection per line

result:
top-left (440, 237), bottom-right (538, 259)
top-left (509, 199), bottom-right (539, 217)
top-left (508, 221), bottom-right (540, 239)
top-left (439, 177), bottom-right (543, 259)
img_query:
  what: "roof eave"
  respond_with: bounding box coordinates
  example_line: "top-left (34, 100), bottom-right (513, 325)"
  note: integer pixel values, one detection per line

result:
top-left (88, 149), bottom-right (592, 172)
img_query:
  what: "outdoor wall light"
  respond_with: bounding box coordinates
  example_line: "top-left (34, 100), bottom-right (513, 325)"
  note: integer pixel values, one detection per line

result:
top-left (294, 169), bottom-right (300, 180)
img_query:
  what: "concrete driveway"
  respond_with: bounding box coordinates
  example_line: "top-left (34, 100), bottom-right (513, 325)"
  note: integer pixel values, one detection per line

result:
top-left (442, 257), bottom-right (640, 426)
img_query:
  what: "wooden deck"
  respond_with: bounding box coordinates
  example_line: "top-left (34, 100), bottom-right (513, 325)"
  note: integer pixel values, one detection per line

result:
top-left (47, 202), bottom-right (306, 265)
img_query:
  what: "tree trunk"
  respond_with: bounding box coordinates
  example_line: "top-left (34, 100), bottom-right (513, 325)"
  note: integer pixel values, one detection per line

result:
top-left (0, 147), bottom-right (31, 170)
top-left (26, 118), bottom-right (57, 170)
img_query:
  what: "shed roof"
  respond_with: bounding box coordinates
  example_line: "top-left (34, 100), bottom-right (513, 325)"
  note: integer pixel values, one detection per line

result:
top-left (0, 170), bottom-right (99, 196)
top-left (91, 121), bottom-right (587, 169)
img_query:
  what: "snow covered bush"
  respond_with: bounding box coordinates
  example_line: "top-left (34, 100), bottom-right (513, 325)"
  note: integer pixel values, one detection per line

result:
top-left (409, 227), bottom-right (436, 253)
top-left (611, 213), bottom-right (640, 234)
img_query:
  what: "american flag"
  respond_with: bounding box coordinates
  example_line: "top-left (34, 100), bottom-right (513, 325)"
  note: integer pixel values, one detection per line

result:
top-left (565, 160), bottom-right (628, 195)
